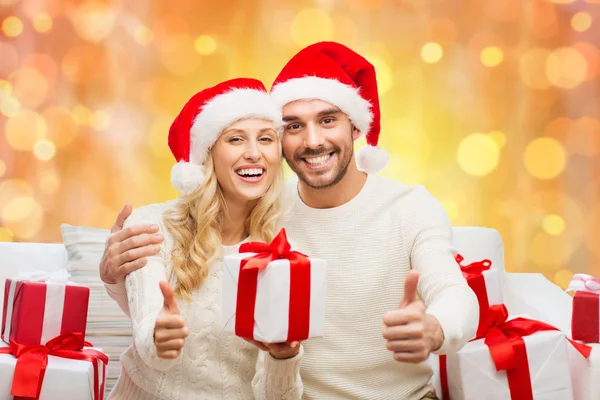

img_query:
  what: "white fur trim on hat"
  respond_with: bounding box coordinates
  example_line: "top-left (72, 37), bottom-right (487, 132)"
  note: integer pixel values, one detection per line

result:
top-left (270, 76), bottom-right (373, 136)
top-left (171, 161), bottom-right (206, 194)
top-left (189, 88), bottom-right (283, 165)
top-left (355, 145), bottom-right (389, 174)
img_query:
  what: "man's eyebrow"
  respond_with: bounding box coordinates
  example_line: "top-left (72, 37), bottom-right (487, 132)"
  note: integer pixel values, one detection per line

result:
top-left (282, 108), bottom-right (342, 122)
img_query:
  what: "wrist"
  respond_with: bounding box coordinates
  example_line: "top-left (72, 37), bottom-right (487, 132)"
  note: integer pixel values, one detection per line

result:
top-left (425, 314), bottom-right (445, 352)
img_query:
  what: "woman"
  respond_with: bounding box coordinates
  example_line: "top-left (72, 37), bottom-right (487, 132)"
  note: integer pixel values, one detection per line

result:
top-left (107, 78), bottom-right (303, 399)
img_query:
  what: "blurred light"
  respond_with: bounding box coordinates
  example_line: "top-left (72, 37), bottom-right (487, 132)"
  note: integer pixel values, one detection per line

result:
top-left (489, 130), bottom-right (506, 148)
top-left (554, 269), bottom-right (574, 289)
top-left (5, 110), bottom-right (47, 151)
top-left (0, 96), bottom-right (21, 117)
top-left (0, 80), bottom-right (12, 95)
top-left (62, 45), bottom-right (107, 84)
top-left (519, 48), bottom-right (552, 89)
top-left (0, 0), bottom-right (19, 5)
top-left (523, 137), bottom-right (566, 179)
top-left (421, 42), bottom-right (443, 64)
top-left (457, 133), bottom-right (500, 176)
top-left (567, 117), bottom-right (600, 156)
top-left (33, 13), bottom-right (53, 33)
top-left (481, 46), bottom-right (504, 67)
top-left (440, 199), bottom-right (458, 221)
top-left (0, 43), bottom-right (19, 76)
top-left (428, 18), bottom-right (457, 46)
top-left (546, 47), bottom-right (587, 89)
top-left (149, 115), bottom-right (174, 158)
top-left (72, 1), bottom-right (117, 43)
top-left (42, 107), bottom-right (78, 147)
top-left (160, 34), bottom-right (202, 76)
top-left (2, 196), bottom-right (36, 222)
top-left (134, 26), bottom-right (154, 46)
top-left (72, 104), bottom-right (93, 125)
top-left (0, 159), bottom-right (5, 177)
top-left (22, 53), bottom-right (59, 86)
top-left (90, 110), bottom-right (110, 130)
top-left (0, 227), bottom-right (13, 242)
top-left (0, 180), bottom-right (33, 213)
top-left (10, 67), bottom-right (49, 108)
top-left (528, 231), bottom-right (572, 266)
top-left (366, 55), bottom-right (392, 95)
top-left (34, 139), bottom-right (56, 161)
top-left (571, 12), bottom-right (592, 32)
top-left (39, 169), bottom-right (60, 195)
top-left (572, 42), bottom-right (600, 80)
top-left (333, 15), bottom-right (358, 44)
top-left (194, 35), bottom-right (217, 55)
top-left (3, 198), bottom-right (44, 239)
top-left (2, 16), bottom-right (23, 37)
top-left (291, 9), bottom-right (334, 47)
top-left (543, 214), bottom-right (565, 235)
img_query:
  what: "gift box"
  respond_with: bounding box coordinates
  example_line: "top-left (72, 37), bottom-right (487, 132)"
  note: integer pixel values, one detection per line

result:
top-left (221, 228), bottom-right (326, 343)
top-left (566, 274), bottom-right (600, 343)
top-left (0, 333), bottom-right (108, 400)
top-left (438, 306), bottom-right (591, 400)
top-left (456, 254), bottom-right (504, 338)
top-left (1, 270), bottom-right (89, 348)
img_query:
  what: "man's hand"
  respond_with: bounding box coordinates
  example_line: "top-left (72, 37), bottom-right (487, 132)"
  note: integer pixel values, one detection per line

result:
top-left (99, 204), bottom-right (164, 284)
top-left (382, 271), bottom-right (444, 363)
top-left (155, 281), bottom-right (189, 359)
top-left (245, 339), bottom-right (301, 360)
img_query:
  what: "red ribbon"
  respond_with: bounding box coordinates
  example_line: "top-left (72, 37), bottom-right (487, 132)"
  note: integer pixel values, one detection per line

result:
top-left (0, 332), bottom-right (108, 400)
top-left (456, 254), bottom-right (493, 338)
top-left (235, 228), bottom-right (312, 342)
top-left (439, 305), bottom-right (591, 399)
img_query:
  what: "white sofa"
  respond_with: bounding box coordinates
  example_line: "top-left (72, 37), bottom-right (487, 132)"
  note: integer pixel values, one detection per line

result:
top-left (1, 227), bottom-right (598, 399)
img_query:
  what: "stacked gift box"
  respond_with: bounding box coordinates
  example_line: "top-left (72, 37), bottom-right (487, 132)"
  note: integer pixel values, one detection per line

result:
top-left (430, 227), bottom-right (599, 400)
top-left (0, 270), bottom-right (108, 400)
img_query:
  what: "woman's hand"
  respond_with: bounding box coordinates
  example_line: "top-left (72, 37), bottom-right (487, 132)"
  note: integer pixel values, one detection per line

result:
top-left (247, 339), bottom-right (301, 359)
top-left (154, 281), bottom-right (189, 359)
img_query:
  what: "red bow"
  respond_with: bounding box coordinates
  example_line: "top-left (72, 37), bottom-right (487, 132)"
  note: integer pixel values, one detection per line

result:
top-left (236, 228), bottom-right (312, 341)
top-left (455, 254), bottom-right (492, 277)
top-left (0, 332), bottom-right (108, 399)
top-left (456, 254), bottom-right (494, 338)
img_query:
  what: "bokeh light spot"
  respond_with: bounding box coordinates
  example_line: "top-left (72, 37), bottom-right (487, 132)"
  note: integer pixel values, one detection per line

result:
top-left (481, 46), bottom-right (504, 67)
top-left (194, 35), bottom-right (217, 55)
top-left (2, 16), bottom-right (23, 37)
top-left (291, 9), bottom-right (334, 47)
top-left (457, 133), bottom-right (500, 176)
top-left (543, 213), bottom-right (565, 235)
top-left (571, 12), bottom-right (592, 32)
top-left (33, 139), bottom-right (56, 161)
top-left (523, 137), bottom-right (566, 179)
top-left (33, 13), bottom-right (53, 33)
top-left (546, 47), bottom-right (587, 89)
top-left (5, 110), bottom-right (47, 151)
top-left (421, 42), bottom-right (443, 64)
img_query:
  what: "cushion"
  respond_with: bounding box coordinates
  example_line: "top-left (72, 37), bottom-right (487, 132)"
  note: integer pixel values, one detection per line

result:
top-left (0, 242), bottom-right (68, 314)
top-left (60, 224), bottom-right (130, 395)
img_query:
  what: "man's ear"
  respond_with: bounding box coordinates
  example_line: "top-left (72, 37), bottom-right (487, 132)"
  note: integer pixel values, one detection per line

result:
top-left (351, 125), bottom-right (361, 141)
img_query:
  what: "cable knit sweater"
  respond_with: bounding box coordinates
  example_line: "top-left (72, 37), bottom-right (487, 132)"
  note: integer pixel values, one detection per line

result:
top-left (105, 201), bottom-right (303, 400)
top-left (108, 174), bottom-right (479, 400)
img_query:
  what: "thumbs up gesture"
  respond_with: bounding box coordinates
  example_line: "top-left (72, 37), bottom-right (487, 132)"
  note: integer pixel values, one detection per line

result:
top-left (154, 281), bottom-right (189, 359)
top-left (382, 271), bottom-right (444, 363)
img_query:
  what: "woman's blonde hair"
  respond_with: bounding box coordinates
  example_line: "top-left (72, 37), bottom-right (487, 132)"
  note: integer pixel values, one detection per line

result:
top-left (163, 148), bottom-right (283, 300)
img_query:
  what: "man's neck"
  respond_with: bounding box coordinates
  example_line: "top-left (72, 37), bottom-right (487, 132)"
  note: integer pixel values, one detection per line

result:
top-left (298, 164), bottom-right (368, 209)
top-left (221, 197), bottom-right (254, 245)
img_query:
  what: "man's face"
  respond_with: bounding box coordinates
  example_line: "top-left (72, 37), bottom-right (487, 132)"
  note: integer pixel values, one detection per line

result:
top-left (281, 99), bottom-right (360, 189)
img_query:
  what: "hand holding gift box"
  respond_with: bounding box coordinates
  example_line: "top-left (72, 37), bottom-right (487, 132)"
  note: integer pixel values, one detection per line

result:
top-left (1, 269), bottom-right (89, 348)
top-left (222, 228), bottom-right (326, 343)
top-left (456, 254), bottom-right (504, 339)
top-left (566, 274), bottom-right (600, 343)
top-left (439, 305), bottom-right (591, 400)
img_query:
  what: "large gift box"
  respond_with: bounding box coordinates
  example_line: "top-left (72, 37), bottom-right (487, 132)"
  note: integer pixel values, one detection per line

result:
top-left (566, 274), bottom-right (600, 343)
top-left (2, 270), bottom-right (89, 348)
top-left (222, 229), bottom-right (326, 343)
top-left (0, 333), bottom-right (108, 399)
top-left (456, 254), bottom-right (504, 338)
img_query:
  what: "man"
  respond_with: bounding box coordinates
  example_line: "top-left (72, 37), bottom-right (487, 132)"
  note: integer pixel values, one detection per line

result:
top-left (102, 42), bottom-right (478, 399)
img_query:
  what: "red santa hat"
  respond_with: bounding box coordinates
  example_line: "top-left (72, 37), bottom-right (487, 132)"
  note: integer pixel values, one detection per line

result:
top-left (270, 41), bottom-right (389, 174)
top-left (169, 78), bottom-right (282, 193)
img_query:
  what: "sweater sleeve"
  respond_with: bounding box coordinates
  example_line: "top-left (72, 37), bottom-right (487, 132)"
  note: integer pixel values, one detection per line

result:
top-left (123, 207), bottom-right (180, 371)
top-left (402, 189), bottom-right (479, 354)
top-left (252, 346), bottom-right (304, 399)
top-left (104, 281), bottom-right (130, 317)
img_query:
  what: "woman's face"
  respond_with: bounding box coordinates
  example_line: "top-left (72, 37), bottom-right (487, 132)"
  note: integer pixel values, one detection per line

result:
top-left (211, 118), bottom-right (280, 205)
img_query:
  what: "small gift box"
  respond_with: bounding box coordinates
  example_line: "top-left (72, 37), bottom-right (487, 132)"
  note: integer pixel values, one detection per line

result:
top-left (566, 274), bottom-right (600, 343)
top-left (2, 270), bottom-right (90, 348)
top-left (0, 333), bottom-right (107, 400)
top-left (456, 254), bottom-right (504, 338)
top-left (221, 228), bottom-right (326, 343)
top-left (435, 305), bottom-right (591, 400)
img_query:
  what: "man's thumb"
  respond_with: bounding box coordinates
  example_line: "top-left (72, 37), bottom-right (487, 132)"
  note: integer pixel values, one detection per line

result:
top-left (112, 203), bottom-right (133, 233)
top-left (400, 270), bottom-right (419, 308)
top-left (159, 281), bottom-right (179, 314)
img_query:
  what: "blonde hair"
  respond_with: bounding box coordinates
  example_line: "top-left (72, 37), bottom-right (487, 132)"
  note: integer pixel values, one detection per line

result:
top-left (163, 152), bottom-right (284, 301)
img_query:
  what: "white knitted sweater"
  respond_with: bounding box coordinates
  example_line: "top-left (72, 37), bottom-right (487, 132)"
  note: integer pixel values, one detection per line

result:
top-left (105, 201), bottom-right (303, 400)
top-left (108, 174), bottom-right (479, 400)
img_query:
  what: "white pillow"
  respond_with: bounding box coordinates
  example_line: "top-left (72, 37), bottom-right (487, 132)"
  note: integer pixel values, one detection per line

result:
top-left (60, 224), bottom-right (131, 396)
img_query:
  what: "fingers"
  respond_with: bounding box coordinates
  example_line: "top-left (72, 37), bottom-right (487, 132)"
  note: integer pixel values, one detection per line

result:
top-left (400, 270), bottom-right (419, 308)
top-left (159, 281), bottom-right (180, 315)
top-left (155, 312), bottom-right (188, 359)
top-left (382, 324), bottom-right (425, 341)
top-left (385, 339), bottom-right (428, 353)
top-left (392, 350), bottom-right (429, 363)
top-left (383, 304), bottom-right (425, 326)
top-left (156, 338), bottom-right (186, 359)
top-left (155, 327), bottom-right (189, 342)
top-left (155, 314), bottom-right (186, 330)
top-left (109, 224), bottom-right (162, 248)
top-left (118, 241), bottom-right (162, 264)
top-left (117, 257), bottom-right (148, 277)
top-left (112, 204), bottom-right (133, 234)
top-left (244, 339), bottom-right (270, 352)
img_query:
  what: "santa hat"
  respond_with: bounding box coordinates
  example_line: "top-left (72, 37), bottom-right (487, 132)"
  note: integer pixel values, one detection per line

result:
top-left (270, 41), bottom-right (389, 174)
top-left (169, 78), bottom-right (282, 194)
